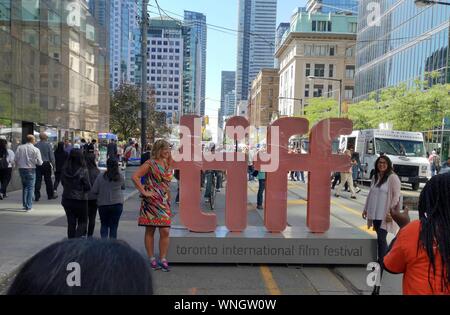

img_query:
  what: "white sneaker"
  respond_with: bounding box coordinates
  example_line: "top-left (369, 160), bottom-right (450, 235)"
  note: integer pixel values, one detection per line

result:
top-left (26, 208), bottom-right (34, 212)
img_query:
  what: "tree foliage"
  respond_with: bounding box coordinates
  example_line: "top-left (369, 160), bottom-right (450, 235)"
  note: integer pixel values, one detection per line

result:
top-left (303, 72), bottom-right (450, 132)
top-left (110, 84), bottom-right (171, 143)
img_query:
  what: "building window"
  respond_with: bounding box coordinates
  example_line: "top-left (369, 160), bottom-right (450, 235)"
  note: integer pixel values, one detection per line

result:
top-left (345, 47), bottom-right (354, 57)
top-left (305, 85), bottom-right (310, 97)
top-left (329, 65), bottom-right (334, 78)
top-left (305, 44), bottom-right (312, 56)
top-left (330, 46), bottom-right (335, 56)
top-left (345, 87), bottom-right (354, 99)
top-left (328, 85), bottom-right (333, 98)
top-left (313, 85), bottom-right (324, 97)
top-left (314, 64), bottom-right (325, 77)
top-left (348, 22), bottom-right (357, 33)
top-left (346, 65), bottom-right (355, 79)
top-left (312, 21), bottom-right (331, 32)
top-left (305, 63), bottom-right (311, 77)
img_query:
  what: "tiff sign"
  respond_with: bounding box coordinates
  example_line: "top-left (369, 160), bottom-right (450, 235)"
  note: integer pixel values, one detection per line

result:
top-left (173, 116), bottom-right (353, 234)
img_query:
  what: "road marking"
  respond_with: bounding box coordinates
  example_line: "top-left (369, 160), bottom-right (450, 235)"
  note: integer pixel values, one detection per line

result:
top-left (359, 225), bottom-right (376, 236)
top-left (287, 199), bottom-right (307, 205)
top-left (260, 266), bottom-right (282, 295)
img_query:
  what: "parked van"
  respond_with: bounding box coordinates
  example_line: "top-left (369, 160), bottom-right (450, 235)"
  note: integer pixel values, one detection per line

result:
top-left (340, 130), bottom-right (431, 190)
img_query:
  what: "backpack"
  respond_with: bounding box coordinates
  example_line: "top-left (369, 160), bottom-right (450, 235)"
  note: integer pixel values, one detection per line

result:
top-left (124, 147), bottom-right (132, 160)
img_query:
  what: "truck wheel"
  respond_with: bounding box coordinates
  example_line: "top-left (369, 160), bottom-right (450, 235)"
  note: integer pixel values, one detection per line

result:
top-left (411, 183), bottom-right (420, 191)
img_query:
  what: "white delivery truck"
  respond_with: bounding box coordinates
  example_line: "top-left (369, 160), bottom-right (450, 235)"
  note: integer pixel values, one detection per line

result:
top-left (339, 130), bottom-right (431, 191)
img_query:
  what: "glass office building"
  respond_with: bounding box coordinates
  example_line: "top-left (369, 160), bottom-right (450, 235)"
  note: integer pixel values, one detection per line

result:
top-left (0, 0), bottom-right (110, 190)
top-left (355, 0), bottom-right (450, 101)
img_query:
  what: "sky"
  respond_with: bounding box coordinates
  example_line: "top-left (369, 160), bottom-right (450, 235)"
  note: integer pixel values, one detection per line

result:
top-left (154, 0), bottom-right (307, 142)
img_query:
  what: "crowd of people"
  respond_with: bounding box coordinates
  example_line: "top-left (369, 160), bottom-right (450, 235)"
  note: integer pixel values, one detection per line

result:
top-left (2, 135), bottom-right (450, 295)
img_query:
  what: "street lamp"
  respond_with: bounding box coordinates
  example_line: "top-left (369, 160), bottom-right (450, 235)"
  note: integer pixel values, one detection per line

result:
top-left (415, 0), bottom-right (450, 7)
top-left (308, 76), bottom-right (343, 118)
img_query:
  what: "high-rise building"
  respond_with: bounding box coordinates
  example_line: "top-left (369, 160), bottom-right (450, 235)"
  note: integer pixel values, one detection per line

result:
top-left (275, 23), bottom-right (290, 68)
top-left (184, 11), bottom-right (207, 116)
top-left (0, 0), bottom-right (110, 190)
top-left (146, 18), bottom-right (183, 125)
top-left (218, 71), bottom-right (236, 132)
top-left (276, 11), bottom-right (357, 117)
top-left (236, 0), bottom-right (277, 104)
top-left (355, 1), bottom-right (450, 102)
top-left (109, 0), bottom-right (140, 90)
top-left (306, 0), bottom-right (358, 14)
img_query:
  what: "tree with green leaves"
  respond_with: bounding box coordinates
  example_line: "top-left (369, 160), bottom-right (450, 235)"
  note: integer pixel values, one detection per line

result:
top-left (304, 97), bottom-right (339, 126)
top-left (110, 84), bottom-right (171, 144)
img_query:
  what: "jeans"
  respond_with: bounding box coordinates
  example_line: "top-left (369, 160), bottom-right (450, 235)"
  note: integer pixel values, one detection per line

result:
top-left (373, 220), bottom-right (388, 281)
top-left (19, 169), bottom-right (36, 209)
top-left (248, 165), bottom-right (255, 181)
top-left (204, 171), bottom-right (222, 198)
top-left (87, 199), bottom-right (98, 237)
top-left (62, 198), bottom-right (88, 238)
top-left (0, 168), bottom-right (12, 195)
top-left (98, 204), bottom-right (123, 239)
top-left (257, 179), bottom-right (266, 207)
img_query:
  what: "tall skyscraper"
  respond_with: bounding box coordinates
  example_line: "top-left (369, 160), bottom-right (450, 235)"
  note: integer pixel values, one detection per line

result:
top-left (184, 11), bottom-right (207, 116)
top-left (109, 0), bottom-right (140, 90)
top-left (146, 18), bottom-right (184, 125)
top-left (182, 11), bottom-right (206, 116)
top-left (306, 0), bottom-right (358, 14)
top-left (236, 0), bottom-right (277, 104)
top-left (355, 1), bottom-right (450, 101)
top-left (218, 71), bottom-right (236, 130)
top-left (275, 23), bottom-right (290, 68)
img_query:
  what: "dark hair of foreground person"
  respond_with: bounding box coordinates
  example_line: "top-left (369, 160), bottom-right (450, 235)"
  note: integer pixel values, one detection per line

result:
top-left (7, 238), bottom-right (153, 295)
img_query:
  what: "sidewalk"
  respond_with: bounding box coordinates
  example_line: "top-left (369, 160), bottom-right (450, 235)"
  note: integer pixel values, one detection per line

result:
top-left (0, 185), bottom-right (138, 291)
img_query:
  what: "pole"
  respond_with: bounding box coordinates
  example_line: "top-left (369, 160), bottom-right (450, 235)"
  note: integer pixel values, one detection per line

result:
top-left (339, 79), bottom-right (342, 118)
top-left (140, 0), bottom-right (149, 148)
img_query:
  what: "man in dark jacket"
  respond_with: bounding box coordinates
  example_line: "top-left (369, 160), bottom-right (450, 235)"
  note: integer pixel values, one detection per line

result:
top-left (107, 140), bottom-right (118, 161)
top-left (35, 132), bottom-right (57, 201)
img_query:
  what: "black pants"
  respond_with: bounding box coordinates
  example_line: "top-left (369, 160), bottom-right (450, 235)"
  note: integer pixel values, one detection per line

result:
top-left (332, 173), bottom-right (341, 189)
top-left (87, 199), bottom-right (98, 237)
top-left (0, 168), bottom-right (12, 195)
top-left (257, 179), bottom-right (266, 207)
top-left (62, 198), bottom-right (88, 239)
top-left (54, 171), bottom-right (62, 191)
top-left (35, 162), bottom-right (54, 200)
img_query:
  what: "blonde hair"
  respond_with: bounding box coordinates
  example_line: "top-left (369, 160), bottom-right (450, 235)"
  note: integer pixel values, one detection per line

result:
top-left (151, 140), bottom-right (170, 159)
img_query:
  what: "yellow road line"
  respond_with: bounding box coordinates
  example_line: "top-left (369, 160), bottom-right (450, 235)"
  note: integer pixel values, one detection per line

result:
top-left (260, 266), bottom-right (282, 295)
top-left (287, 199), bottom-right (307, 205)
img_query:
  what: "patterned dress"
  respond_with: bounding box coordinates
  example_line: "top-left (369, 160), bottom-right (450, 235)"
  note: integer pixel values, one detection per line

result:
top-left (138, 159), bottom-right (173, 227)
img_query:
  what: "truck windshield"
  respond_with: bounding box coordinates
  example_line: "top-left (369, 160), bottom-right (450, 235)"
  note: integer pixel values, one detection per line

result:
top-left (375, 138), bottom-right (426, 157)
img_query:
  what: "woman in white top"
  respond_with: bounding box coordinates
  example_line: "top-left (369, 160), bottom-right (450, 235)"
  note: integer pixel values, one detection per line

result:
top-left (0, 139), bottom-right (15, 199)
top-left (362, 155), bottom-right (401, 295)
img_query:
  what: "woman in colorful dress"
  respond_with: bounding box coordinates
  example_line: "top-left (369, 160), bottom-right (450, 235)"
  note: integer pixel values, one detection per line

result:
top-left (132, 140), bottom-right (173, 272)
